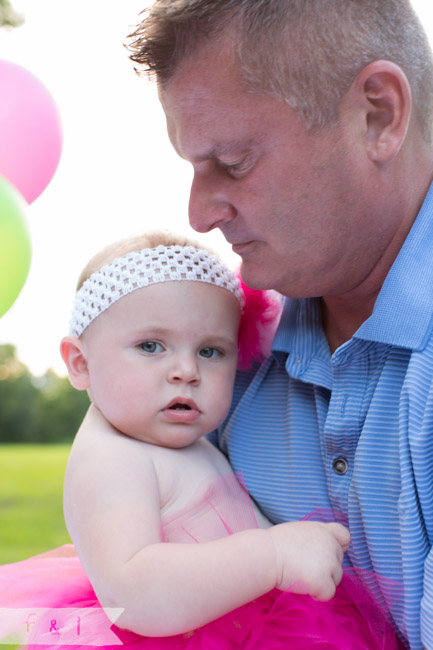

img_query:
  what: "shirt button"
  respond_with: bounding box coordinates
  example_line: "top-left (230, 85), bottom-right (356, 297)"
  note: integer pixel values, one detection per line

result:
top-left (333, 457), bottom-right (348, 475)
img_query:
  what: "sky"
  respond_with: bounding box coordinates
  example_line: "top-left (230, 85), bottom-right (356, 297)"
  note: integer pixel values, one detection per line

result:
top-left (0, 0), bottom-right (432, 376)
top-left (0, 0), bottom-right (237, 376)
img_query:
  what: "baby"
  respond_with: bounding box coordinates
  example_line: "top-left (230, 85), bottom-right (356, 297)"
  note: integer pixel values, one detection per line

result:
top-left (59, 231), bottom-right (349, 637)
top-left (0, 230), bottom-right (404, 649)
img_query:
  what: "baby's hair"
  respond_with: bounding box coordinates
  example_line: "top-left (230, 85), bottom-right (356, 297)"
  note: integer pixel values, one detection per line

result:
top-left (76, 230), bottom-right (218, 290)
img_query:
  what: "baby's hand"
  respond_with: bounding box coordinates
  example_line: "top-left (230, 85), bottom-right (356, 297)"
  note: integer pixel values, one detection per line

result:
top-left (268, 521), bottom-right (350, 600)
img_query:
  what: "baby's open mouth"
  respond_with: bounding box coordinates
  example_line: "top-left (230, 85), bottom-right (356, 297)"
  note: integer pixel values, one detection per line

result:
top-left (164, 400), bottom-right (200, 422)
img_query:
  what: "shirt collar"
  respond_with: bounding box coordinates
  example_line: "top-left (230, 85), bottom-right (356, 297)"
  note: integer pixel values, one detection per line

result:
top-left (272, 297), bottom-right (333, 388)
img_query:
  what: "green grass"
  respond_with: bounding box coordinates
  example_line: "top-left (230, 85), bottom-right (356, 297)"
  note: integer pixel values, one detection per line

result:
top-left (0, 444), bottom-right (72, 564)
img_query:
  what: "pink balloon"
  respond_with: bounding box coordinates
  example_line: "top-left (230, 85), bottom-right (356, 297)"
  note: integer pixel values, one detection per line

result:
top-left (0, 60), bottom-right (63, 204)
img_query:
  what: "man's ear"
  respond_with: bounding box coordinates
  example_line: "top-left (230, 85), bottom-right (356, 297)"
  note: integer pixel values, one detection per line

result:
top-left (352, 60), bottom-right (412, 163)
top-left (60, 336), bottom-right (90, 390)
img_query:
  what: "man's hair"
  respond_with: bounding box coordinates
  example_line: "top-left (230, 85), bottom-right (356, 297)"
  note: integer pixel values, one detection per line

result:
top-left (76, 230), bottom-right (214, 290)
top-left (127, 0), bottom-right (433, 139)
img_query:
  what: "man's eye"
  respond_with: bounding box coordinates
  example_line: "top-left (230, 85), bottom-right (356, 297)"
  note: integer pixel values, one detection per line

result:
top-left (140, 341), bottom-right (164, 354)
top-left (199, 347), bottom-right (221, 359)
top-left (226, 161), bottom-right (247, 176)
top-left (219, 157), bottom-right (252, 178)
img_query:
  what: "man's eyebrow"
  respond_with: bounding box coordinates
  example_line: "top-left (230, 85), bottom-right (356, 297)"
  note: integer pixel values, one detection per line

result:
top-left (193, 140), bottom-right (256, 163)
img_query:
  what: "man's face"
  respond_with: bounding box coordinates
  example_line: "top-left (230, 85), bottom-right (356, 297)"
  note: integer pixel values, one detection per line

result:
top-left (160, 41), bottom-right (383, 299)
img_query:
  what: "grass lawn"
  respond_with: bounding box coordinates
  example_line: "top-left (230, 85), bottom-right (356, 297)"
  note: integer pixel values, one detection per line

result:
top-left (0, 444), bottom-right (72, 564)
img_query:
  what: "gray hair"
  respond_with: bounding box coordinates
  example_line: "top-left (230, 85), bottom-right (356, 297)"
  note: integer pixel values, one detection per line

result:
top-left (128, 0), bottom-right (433, 139)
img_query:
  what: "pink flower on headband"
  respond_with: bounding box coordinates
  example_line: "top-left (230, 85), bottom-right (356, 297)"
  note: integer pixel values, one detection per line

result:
top-left (236, 273), bottom-right (282, 370)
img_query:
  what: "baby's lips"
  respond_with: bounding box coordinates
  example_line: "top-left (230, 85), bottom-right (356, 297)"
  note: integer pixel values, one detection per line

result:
top-left (162, 406), bottom-right (201, 423)
top-left (165, 397), bottom-right (200, 411)
top-left (162, 397), bottom-right (201, 423)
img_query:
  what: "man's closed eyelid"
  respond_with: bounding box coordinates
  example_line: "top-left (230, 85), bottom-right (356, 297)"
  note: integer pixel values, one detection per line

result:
top-left (221, 158), bottom-right (254, 178)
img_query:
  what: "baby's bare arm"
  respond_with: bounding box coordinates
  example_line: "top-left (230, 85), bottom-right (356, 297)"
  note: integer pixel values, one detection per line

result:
top-left (115, 519), bottom-right (348, 636)
top-left (65, 406), bottom-right (349, 637)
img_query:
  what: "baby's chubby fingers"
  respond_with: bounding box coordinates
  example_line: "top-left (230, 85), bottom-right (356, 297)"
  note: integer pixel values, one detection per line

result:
top-left (267, 520), bottom-right (350, 597)
top-left (312, 560), bottom-right (346, 601)
top-left (328, 522), bottom-right (351, 552)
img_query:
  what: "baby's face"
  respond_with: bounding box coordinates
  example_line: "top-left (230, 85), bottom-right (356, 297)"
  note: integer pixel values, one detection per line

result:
top-left (80, 281), bottom-right (240, 448)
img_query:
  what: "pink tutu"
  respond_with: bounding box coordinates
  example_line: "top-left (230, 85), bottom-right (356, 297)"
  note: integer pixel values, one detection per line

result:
top-left (0, 475), bottom-right (407, 649)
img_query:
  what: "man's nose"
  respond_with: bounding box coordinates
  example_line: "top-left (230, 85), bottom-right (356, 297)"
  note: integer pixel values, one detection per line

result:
top-left (188, 171), bottom-right (236, 233)
top-left (167, 354), bottom-right (200, 385)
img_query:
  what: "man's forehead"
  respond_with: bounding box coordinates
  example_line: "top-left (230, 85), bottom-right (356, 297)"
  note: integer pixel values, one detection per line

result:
top-left (163, 98), bottom-right (260, 162)
top-left (161, 88), bottom-right (254, 158)
top-left (160, 71), bottom-right (239, 117)
top-left (160, 84), bottom-right (216, 120)
top-left (159, 33), bottom-right (247, 110)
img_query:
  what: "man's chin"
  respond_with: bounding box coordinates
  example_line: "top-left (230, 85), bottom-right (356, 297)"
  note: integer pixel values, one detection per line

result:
top-left (238, 259), bottom-right (274, 291)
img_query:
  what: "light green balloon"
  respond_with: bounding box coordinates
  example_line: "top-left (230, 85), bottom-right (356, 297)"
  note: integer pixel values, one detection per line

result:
top-left (0, 175), bottom-right (31, 318)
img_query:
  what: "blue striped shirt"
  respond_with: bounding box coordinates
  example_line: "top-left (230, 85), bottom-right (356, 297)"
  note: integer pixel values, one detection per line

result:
top-left (213, 181), bottom-right (433, 649)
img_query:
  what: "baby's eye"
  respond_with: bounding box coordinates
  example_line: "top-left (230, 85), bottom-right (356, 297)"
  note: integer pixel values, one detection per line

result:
top-left (199, 347), bottom-right (221, 359)
top-left (140, 341), bottom-right (164, 354)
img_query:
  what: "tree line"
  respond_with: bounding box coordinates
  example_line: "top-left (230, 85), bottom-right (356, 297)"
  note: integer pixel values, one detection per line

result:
top-left (0, 0), bottom-right (23, 28)
top-left (0, 344), bottom-right (89, 443)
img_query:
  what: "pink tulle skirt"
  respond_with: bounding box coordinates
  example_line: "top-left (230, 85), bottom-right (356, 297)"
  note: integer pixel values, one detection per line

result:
top-left (0, 474), bottom-right (406, 649)
top-left (0, 545), bottom-right (406, 649)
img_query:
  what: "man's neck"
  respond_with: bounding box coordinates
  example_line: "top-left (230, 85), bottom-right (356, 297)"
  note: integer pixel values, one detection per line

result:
top-left (321, 294), bottom-right (377, 354)
top-left (321, 165), bottom-right (433, 353)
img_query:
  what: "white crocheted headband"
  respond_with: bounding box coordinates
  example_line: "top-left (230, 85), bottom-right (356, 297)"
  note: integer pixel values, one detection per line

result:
top-left (69, 244), bottom-right (244, 337)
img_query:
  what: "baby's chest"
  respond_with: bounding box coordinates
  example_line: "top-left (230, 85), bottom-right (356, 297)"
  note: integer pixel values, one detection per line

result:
top-left (154, 441), bottom-right (259, 543)
top-left (160, 470), bottom-right (259, 543)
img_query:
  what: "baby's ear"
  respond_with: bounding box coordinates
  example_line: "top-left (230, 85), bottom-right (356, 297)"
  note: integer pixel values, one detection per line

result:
top-left (60, 336), bottom-right (90, 390)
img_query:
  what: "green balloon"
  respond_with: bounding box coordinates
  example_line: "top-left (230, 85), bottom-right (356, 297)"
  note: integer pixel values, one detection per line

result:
top-left (0, 175), bottom-right (31, 318)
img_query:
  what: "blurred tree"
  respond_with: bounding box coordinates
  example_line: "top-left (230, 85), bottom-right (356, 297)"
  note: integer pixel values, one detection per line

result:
top-left (37, 369), bottom-right (90, 443)
top-left (0, 345), bottom-right (89, 443)
top-left (0, 0), bottom-right (24, 28)
top-left (0, 344), bottom-right (40, 442)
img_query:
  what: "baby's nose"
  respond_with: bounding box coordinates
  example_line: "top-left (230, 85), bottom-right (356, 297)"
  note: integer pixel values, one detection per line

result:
top-left (167, 354), bottom-right (200, 385)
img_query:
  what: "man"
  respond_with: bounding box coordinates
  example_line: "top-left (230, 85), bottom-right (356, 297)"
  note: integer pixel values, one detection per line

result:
top-left (127, 1), bottom-right (433, 648)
